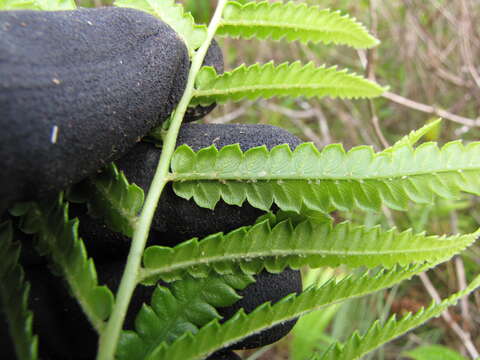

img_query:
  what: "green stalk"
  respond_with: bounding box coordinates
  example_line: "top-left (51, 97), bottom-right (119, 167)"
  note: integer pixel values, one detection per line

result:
top-left (96, 1), bottom-right (228, 359)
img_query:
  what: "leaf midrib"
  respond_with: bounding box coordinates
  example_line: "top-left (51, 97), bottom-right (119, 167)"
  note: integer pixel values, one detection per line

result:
top-left (193, 83), bottom-right (373, 97)
top-left (142, 239), bottom-right (470, 278)
top-left (171, 167), bottom-right (480, 182)
top-left (219, 19), bottom-right (367, 40)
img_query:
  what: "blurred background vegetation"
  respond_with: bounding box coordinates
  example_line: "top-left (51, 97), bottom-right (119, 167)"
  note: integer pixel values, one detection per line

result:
top-left (77, 1), bottom-right (480, 359)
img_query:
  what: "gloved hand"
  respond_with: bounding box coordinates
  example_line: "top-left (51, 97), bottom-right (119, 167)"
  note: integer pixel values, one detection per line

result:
top-left (4, 124), bottom-right (303, 359)
top-left (0, 7), bottom-right (221, 214)
top-left (1, 7), bottom-right (302, 360)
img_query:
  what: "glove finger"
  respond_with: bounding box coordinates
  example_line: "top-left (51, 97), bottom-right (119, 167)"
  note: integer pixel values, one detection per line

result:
top-left (0, 7), bottom-right (189, 213)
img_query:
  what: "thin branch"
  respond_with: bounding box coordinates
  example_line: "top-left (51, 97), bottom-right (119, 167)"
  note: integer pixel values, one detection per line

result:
top-left (419, 272), bottom-right (479, 359)
top-left (366, 0), bottom-right (389, 149)
top-left (297, 100), bottom-right (332, 145)
top-left (260, 101), bottom-right (316, 119)
top-left (259, 100), bottom-right (324, 147)
top-left (383, 91), bottom-right (480, 127)
top-left (450, 212), bottom-right (473, 332)
top-left (460, 0), bottom-right (480, 89)
top-left (208, 101), bottom-right (253, 124)
top-left (455, 257), bottom-right (472, 330)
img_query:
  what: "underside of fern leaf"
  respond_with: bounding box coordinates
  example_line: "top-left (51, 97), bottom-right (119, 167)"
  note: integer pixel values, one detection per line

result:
top-left (141, 218), bottom-right (477, 282)
top-left (71, 163), bottom-right (144, 238)
top-left (0, 221), bottom-right (38, 360)
top-left (11, 196), bottom-right (114, 331)
top-left (218, 1), bottom-right (379, 48)
top-left (113, 0), bottom-right (206, 54)
top-left (145, 265), bottom-right (432, 360)
top-left (316, 274), bottom-right (480, 360)
top-left (190, 62), bottom-right (386, 106)
top-left (117, 273), bottom-right (254, 360)
top-left (171, 141), bottom-right (480, 213)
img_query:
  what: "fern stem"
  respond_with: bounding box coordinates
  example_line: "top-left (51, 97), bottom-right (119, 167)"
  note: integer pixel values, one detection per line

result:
top-left (96, 2), bottom-right (228, 359)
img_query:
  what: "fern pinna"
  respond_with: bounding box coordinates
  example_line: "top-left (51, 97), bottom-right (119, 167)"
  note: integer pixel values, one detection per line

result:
top-left (0, 1), bottom-right (479, 360)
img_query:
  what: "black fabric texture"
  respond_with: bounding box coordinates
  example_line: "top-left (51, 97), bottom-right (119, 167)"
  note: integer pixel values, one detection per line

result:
top-left (117, 123), bottom-right (302, 245)
top-left (0, 266), bottom-right (98, 360)
top-left (206, 351), bottom-right (242, 360)
top-left (76, 212), bottom-right (135, 262)
top-left (184, 39), bottom-right (224, 122)
top-left (72, 201), bottom-right (161, 263)
top-left (217, 268), bottom-right (303, 350)
top-left (0, 261), bottom-right (161, 360)
top-left (0, 7), bottom-right (189, 213)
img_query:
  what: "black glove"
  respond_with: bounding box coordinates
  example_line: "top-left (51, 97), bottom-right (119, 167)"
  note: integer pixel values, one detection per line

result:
top-left (5, 124), bottom-right (303, 359)
top-left (0, 7), bottom-right (189, 213)
top-left (1, 7), bottom-right (301, 359)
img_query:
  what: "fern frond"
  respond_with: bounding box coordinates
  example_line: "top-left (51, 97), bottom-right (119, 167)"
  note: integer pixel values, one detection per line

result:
top-left (171, 141), bottom-right (480, 213)
top-left (388, 119), bottom-right (442, 151)
top-left (13, 196), bottom-right (114, 331)
top-left (114, 0), bottom-right (206, 54)
top-left (191, 62), bottom-right (386, 106)
top-left (141, 218), bottom-right (477, 282)
top-left (0, 0), bottom-right (76, 10)
top-left (117, 273), bottom-right (254, 360)
top-left (0, 221), bottom-right (38, 360)
top-left (145, 265), bottom-right (431, 360)
top-left (316, 274), bottom-right (480, 360)
top-left (0, 0), bottom-right (37, 9)
top-left (32, 0), bottom-right (75, 9)
top-left (73, 163), bottom-right (144, 238)
top-left (402, 345), bottom-right (468, 360)
top-left (218, 1), bottom-right (379, 48)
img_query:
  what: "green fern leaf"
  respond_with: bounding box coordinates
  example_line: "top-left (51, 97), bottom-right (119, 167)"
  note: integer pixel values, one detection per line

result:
top-left (114, 0), bottom-right (207, 54)
top-left (191, 62), bottom-right (385, 106)
top-left (117, 272), bottom-right (254, 360)
top-left (403, 345), bottom-right (468, 360)
top-left (0, 0), bottom-right (38, 9)
top-left (0, 0), bottom-right (76, 10)
top-left (316, 274), bottom-right (480, 360)
top-left (171, 141), bottom-right (480, 213)
top-left (72, 163), bottom-right (144, 238)
top-left (218, 1), bottom-right (379, 49)
top-left (0, 221), bottom-right (38, 360)
top-left (145, 265), bottom-right (431, 360)
top-left (389, 119), bottom-right (442, 151)
top-left (32, 0), bottom-right (75, 9)
top-left (141, 218), bottom-right (477, 282)
top-left (13, 196), bottom-right (114, 331)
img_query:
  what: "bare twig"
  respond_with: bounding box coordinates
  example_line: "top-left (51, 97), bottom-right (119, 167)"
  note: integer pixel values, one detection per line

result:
top-left (455, 257), bottom-right (472, 330)
top-left (428, 0), bottom-right (458, 25)
top-left (336, 99), bottom-right (377, 147)
top-left (460, 0), bottom-right (480, 89)
top-left (208, 101), bottom-right (253, 124)
top-left (297, 100), bottom-right (332, 145)
top-left (259, 100), bottom-right (324, 147)
top-left (419, 272), bottom-right (479, 359)
top-left (383, 91), bottom-right (480, 127)
top-left (260, 101), bottom-right (316, 119)
top-left (450, 212), bottom-right (473, 331)
top-left (366, 0), bottom-right (390, 149)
